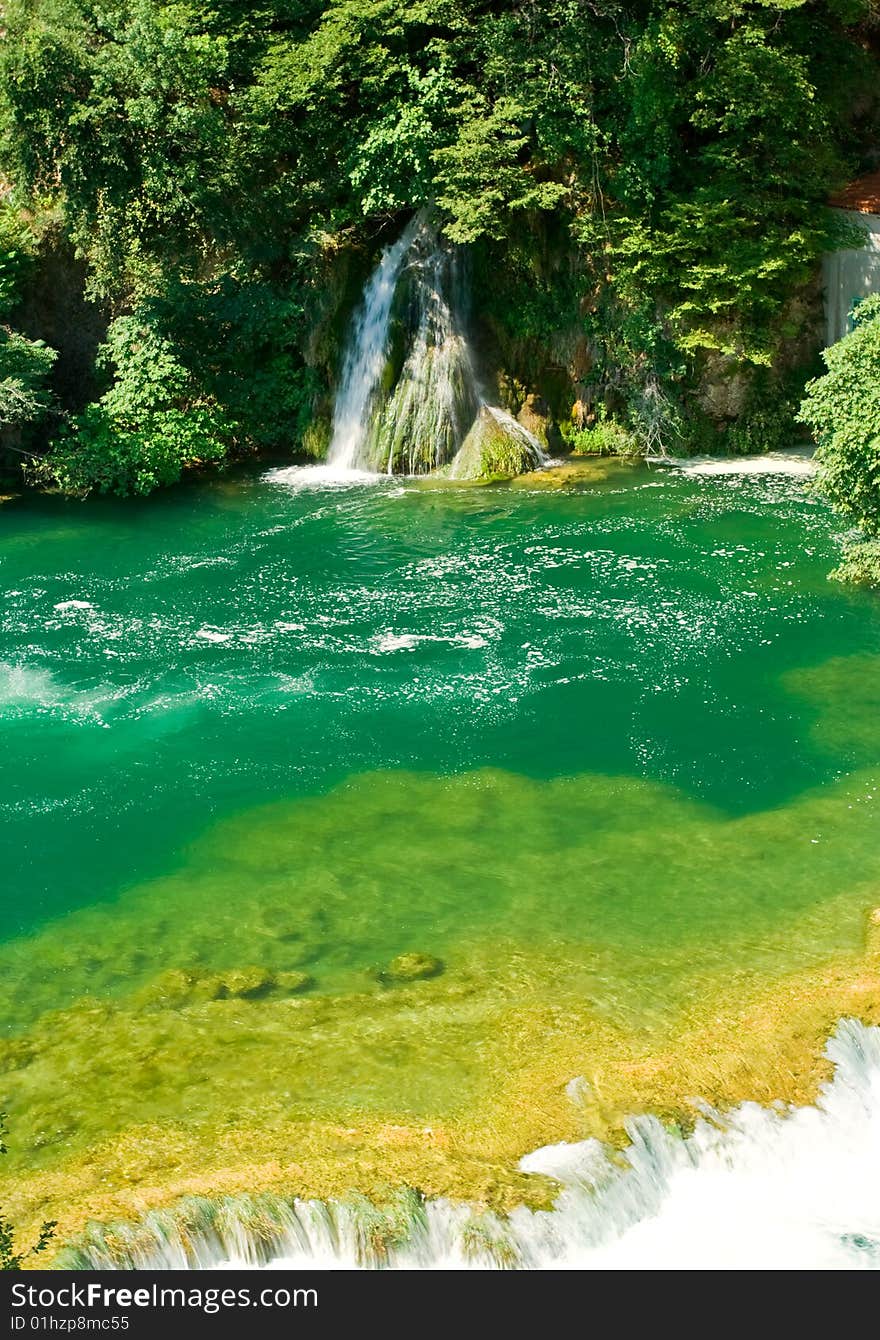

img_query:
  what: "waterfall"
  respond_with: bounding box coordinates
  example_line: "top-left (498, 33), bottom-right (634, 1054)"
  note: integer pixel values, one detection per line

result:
top-left (326, 215), bottom-right (545, 479)
top-left (326, 215), bottom-right (422, 472)
top-left (62, 1019), bottom-right (880, 1270)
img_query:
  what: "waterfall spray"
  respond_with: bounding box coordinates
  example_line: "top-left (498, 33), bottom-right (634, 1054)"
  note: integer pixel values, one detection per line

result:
top-left (326, 215), bottom-right (422, 472)
top-left (61, 1019), bottom-right (880, 1271)
top-left (326, 214), bottom-right (545, 479)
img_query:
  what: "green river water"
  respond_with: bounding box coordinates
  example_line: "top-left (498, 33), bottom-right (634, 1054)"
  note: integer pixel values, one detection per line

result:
top-left (2, 458), bottom-right (880, 1204)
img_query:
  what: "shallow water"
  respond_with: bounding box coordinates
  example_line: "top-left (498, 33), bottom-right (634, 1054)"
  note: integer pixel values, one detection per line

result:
top-left (2, 459), bottom-right (880, 1206)
top-left (63, 1019), bottom-right (880, 1270)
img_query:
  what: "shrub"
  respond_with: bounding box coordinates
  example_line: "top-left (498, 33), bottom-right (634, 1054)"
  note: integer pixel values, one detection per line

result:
top-left (829, 540), bottom-right (880, 589)
top-left (562, 413), bottom-right (641, 458)
top-left (799, 294), bottom-right (880, 537)
top-left (31, 313), bottom-right (235, 496)
top-left (0, 327), bottom-right (56, 428)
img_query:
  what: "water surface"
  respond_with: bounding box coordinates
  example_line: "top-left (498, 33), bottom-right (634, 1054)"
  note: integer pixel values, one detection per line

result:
top-left (2, 460), bottom-right (879, 1198)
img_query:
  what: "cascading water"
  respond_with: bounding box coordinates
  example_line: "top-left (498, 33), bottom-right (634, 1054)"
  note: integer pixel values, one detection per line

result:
top-left (326, 215), bottom-right (422, 473)
top-left (326, 214), bottom-right (545, 479)
top-left (370, 232), bottom-right (480, 475)
top-left (62, 1019), bottom-right (880, 1270)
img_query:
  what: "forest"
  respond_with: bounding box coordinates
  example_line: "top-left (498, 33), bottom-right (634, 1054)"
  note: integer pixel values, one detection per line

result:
top-left (0, 0), bottom-right (879, 500)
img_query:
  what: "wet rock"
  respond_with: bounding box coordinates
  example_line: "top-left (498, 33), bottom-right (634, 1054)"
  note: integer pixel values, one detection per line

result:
top-left (516, 394), bottom-right (551, 447)
top-left (379, 952), bottom-right (444, 985)
top-left (220, 967), bottom-right (275, 999)
top-left (275, 970), bottom-right (314, 995)
top-left (448, 406), bottom-right (545, 482)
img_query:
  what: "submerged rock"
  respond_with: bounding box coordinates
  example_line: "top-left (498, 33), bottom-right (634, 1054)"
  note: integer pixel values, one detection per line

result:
top-left (448, 406), bottom-right (545, 482)
top-left (276, 970), bottom-right (314, 995)
top-left (136, 968), bottom-right (203, 1009)
top-left (136, 964), bottom-right (314, 1010)
top-left (379, 952), bottom-right (444, 985)
top-left (221, 967), bottom-right (275, 999)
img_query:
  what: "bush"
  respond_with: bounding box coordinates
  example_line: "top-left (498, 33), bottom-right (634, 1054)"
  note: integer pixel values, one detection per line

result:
top-left (0, 326), bottom-right (56, 428)
top-left (31, 313), bottom-right (235, 496)
top-left (829, 540), bottom-right (880, 589)
top-left (562, 413), bottom-right (641, 458)
top-left (799, 294), bottom-right (880, 537)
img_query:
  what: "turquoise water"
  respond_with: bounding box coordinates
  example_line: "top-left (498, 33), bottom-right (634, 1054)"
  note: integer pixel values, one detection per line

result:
top-left (1, 461), bottom-right (876, 943)
top-left (4, 458), bottom-right (880, 1219)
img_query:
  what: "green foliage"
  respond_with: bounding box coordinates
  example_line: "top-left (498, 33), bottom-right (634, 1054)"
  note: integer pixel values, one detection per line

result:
top-left (0, 1113), bottom-right (56, 1270)
top-left (0, 328), bottom-right (56, 429)
top-left (829, 539), bottom-right (880, 588)
top-left (150, 276), bottom-right (318, 450)
top-left (726, 403), bottom-right (800, 456)
top-left (562, 413), bottom-right (640, 459)
top-left (0, 0), bottom-right (877, 487)
top-left (0, 201), bottom-right (59, 441)
top-left (32, 314), bottom-right (235, 495)
top-left (799, 295), bottom-right (880, 537)
top-left (0, 202), bottom-right (40, 319)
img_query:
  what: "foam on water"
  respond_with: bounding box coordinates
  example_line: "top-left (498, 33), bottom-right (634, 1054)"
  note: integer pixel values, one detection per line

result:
top-left (655, 451), bottom-right (816, 478)
top-left (65, 1019), bottom-right (880, 1271)
top-left (263, 464), bottom-right (382, 490)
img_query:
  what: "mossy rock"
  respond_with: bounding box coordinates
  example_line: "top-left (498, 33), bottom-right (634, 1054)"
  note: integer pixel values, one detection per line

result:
top-left (516, 394), bottom-right (550, 448)
top-left (135, 969), bottom-right (203, 1009)
top-left (275, 970), bottom-right (315, 995)
top-left (220, 967), bottom-right (275, 1000)
top-left (137, 965), bottom-right (277, 1009)
top-left (378, 952), bottom-right (444, 985)
top-left (448, 406), bottom-right (544, 482)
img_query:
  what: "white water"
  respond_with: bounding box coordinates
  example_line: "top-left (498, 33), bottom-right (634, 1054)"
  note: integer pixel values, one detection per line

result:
top-left (69, 1020), bottom-right (880, 1270)
top-left (654, 449), bottom-right (816, 478)
top-left (263, 463), bottom-right (381, 490)
top-left (326, 216), bottom-right (422, 471)
top-left (325, 215), bottom-right (545, 478)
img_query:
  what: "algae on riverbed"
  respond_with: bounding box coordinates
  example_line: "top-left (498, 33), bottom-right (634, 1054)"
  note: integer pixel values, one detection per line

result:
top-left (2, 465), bottom-right (880, 1259)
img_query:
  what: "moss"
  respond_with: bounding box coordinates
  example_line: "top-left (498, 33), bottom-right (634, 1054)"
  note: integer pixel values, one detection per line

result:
top-left (449, 406), bottom-right (544, 481)
top-left (301, 416), bottom-right (331, 460)
top-left (379, 952), bottom-right (444, 984)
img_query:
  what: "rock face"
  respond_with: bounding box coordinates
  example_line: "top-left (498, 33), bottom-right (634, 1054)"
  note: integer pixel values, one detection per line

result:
top-left (516, 394), bottom-right (551, 447)
top-left (379, 952), bottom-right (444, 984)
top-left (448, 406), bottom-right (545, 482)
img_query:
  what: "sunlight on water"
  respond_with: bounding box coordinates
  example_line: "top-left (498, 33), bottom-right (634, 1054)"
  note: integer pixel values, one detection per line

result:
top-left (1, 460), bottom-right (880, 1251)
top-left (62, 1021), bottom-right (880, 1270)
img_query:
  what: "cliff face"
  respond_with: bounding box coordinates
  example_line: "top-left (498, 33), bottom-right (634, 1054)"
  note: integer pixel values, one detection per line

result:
top-left (11, 234), bottom-right (107, 416)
